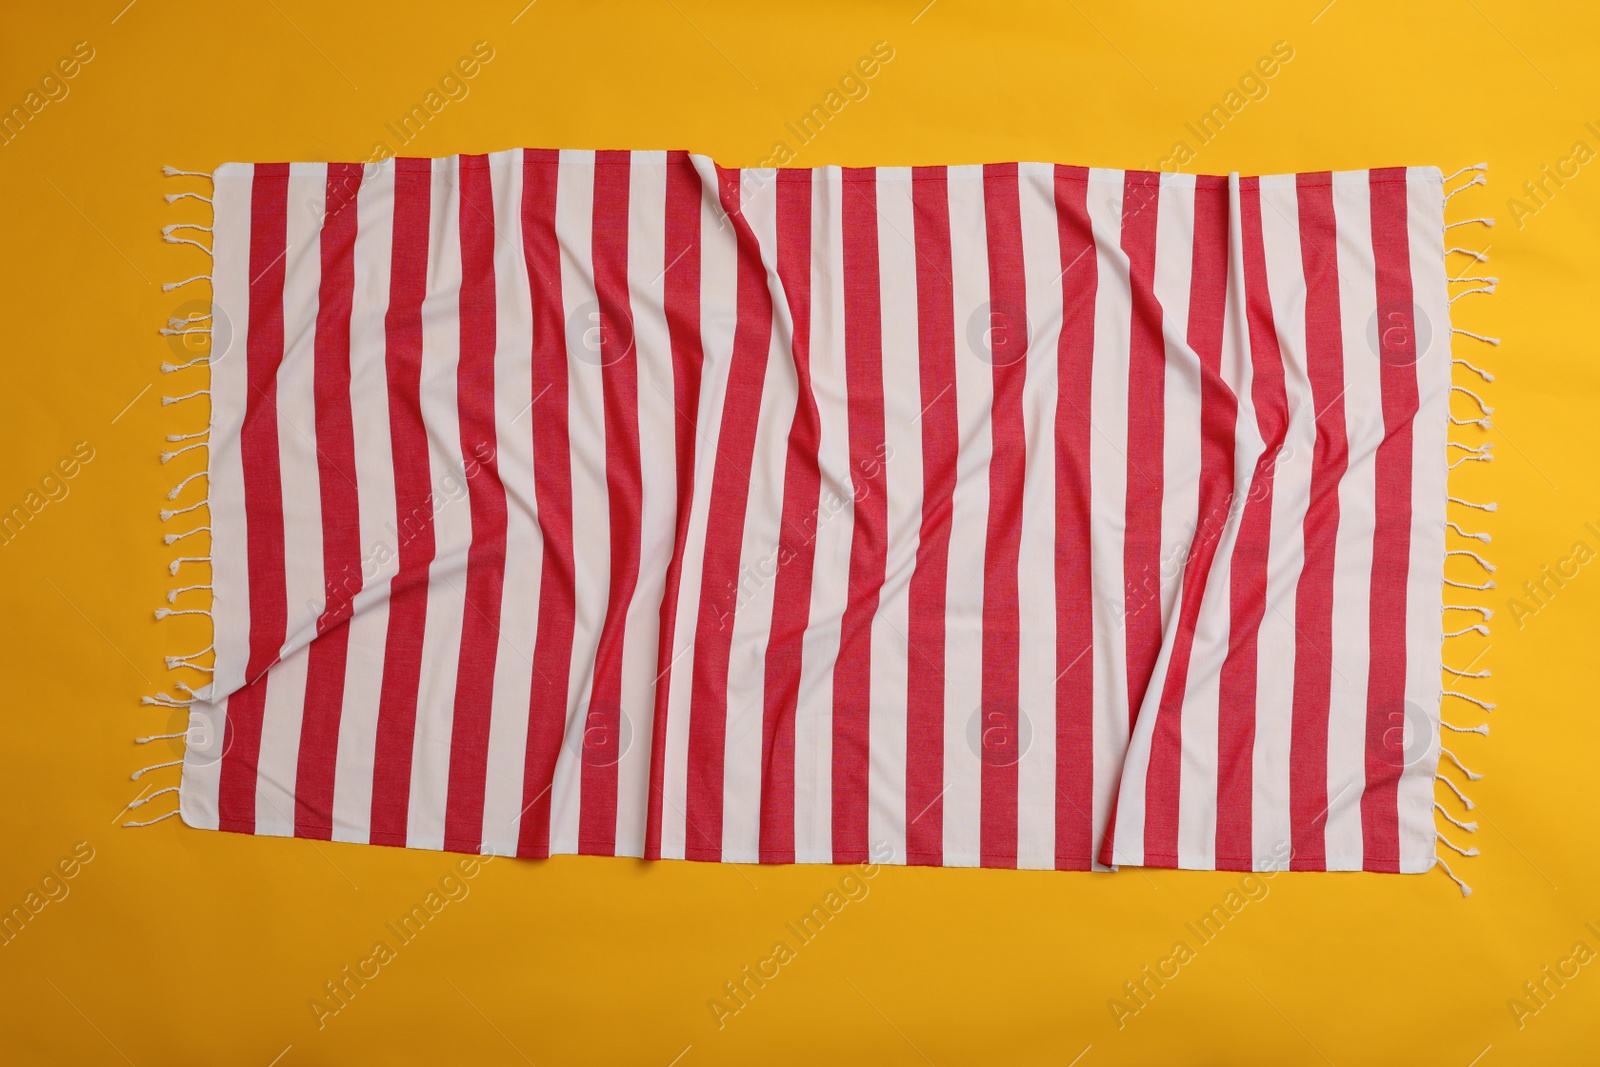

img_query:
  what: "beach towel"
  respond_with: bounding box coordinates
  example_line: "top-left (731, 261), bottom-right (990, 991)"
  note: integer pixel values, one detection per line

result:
top-left (140, 151), bottom-right (1498, 883)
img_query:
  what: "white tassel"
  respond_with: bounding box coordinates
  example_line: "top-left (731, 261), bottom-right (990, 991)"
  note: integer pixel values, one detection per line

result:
top-left (1441, 746), bottom-right (1485, 780)
top-left (161, 500), bottom-right (208, 521)
top-left (1442, 163), bottom-right (1488, 183)
top-left (1445, 689), bottom-right (1497, 712)
top-left (1445, 550), bottom-right (1495, 573)
top-left (124, 809), bottom-right (182, 828)
top-left (1435, 801), bottom-right (1478, 833)
top-left (1435, 854), bottom-right (1472, 897)
top-left (1437, 774), bottom-right (1476, 810)
top-left (130, 759), bottom-right (183, 780)
top-left (163, 525), bottom-right (210, 545)
top-left (162, 274), bottom-right (211, 292)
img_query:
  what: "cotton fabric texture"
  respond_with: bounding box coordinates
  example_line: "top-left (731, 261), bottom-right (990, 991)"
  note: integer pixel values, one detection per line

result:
top-left (177, 150), bottom-right (1452, 874)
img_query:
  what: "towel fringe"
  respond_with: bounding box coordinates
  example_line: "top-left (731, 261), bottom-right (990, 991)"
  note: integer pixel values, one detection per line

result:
top-left (1444, 689), bottom-right (1496, 712)
top-left (1444, 175), bottom-right (1486, 201)
top-left (130, 785), bottom-right (179, 807)
top-left (1451, 385), bottom-right (1493, 415)
top-left (1443, 624), bottom-right (1489, 639)
top-left (1437, 773), bottom-right (1476, 810)
top-left (1445, 549), bottom-right (1495, 573)
top-left (162, 274), bottom-right (211, 292)
top-left (160, 499), bottom-right (208, 521)
top-left (124, 809), bottom-right (182, 828)
top-left (162, 233), bottom-right (213, 256)
top-left (163, 357), bottom-right (211, 373)
top-left (160, 442), bottom-right (208, 463)
top-left (131, 758), bottom-right (183, 779)
top-left (1438, 172), bottom-right (1496, 887)
top-left (1435, 854), bottom-right (1473, 896)
top-left (167, 472), bottom-right (207, 500)
top-left (1434, 801), bottom-right (1478, 832)
top-left (151, 167), bottom-right (220, 826)
top-left (164, 525), bottom-right (210, 545)
top-left (1446, 521), bottom-right (1491, 542)
top-left (1441, 745), bottom-right (1485, 779)
top-left (1446, 160), bottom-right (1491, 181)
top-left (1443, 664), bottom-right (1491, 679)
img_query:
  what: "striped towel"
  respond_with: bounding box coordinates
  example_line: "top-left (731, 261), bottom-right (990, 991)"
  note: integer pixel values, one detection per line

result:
top-left (162, 150), bottom-right (1468, 875)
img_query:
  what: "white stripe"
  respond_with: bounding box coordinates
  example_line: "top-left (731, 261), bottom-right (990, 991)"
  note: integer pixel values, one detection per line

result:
top-left (792, 166), bottom-right (850, 863)
top-left (1014, 162), bottom-right (1061, 870)
top-left (254, 162), bottom-right (327, 837)
top-left (479, 150), bottom-right (539, 855)
top-left (869, 168), bottom-right (921, 865)
top-left (330, 159), bottom-right (397, 845)
top-left (1325, 169), bottom-right (1379, 870)
top-left (1401, 167), bottom-right (1452, 874)
top-left (1084, 168), bottom-right (1133, 867)
top-left (719, 169), bottom-right (791, 862)
top-left (1252, 173), bottom-right (1312, 868)
top-left (618, 150), bottom-right (675, 857)
top-left (941, 164), bottom-right (990, 867)
top-left (182, 162), bottom-right (255, 830)
top-left (548, 150), bottom-right (607, 856)
top-left (404, 157), bottom-right (468, 851)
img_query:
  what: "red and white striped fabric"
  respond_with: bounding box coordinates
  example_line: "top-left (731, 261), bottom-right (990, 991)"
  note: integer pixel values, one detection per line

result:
top-left (177, 150), bottom-right (1451, 873)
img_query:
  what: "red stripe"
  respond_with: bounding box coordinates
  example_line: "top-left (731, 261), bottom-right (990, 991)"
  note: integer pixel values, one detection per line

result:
top-left (368, 158), bottom-right (436, 845)
top-left (1120, 171), bottom-right (1166, 731)
top-left (1052, 165), bottom-right (1098, 869)
top-left (905, 166), bottom-right (956, 866)
top-left (217, 163), bottom-right (290, 834)
top-left (1141, 176), bottom-right (1234, 865)
top-left (578, 150), bottom-right (643, 854)
top-left (644, 152), bottom-right (705, 859)
top-left (683, 165), bottom-right (773, 859)
top-left (442, 156), bottom-right (507, 853)
top-left (978, 163), bottom-right (1025, 868)
top-left (1215, 177), bottom-right (1290, 869)
top-left (758, 169), bottom-right (818, 863)
top-left (1288, 173), bottom-right (1347, 871)
top-left (832, 168), bottom-right (885, 865)
top-left (517, 148), bottom-right (574, 859)
top-left (1362, 169), bottom-right (1418, 873)
top-left (293, 163), bottom-right (364, 839)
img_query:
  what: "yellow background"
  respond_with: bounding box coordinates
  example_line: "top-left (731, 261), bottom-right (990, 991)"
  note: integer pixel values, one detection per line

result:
top-left (1, 1), bottom-right (1594, 1063)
